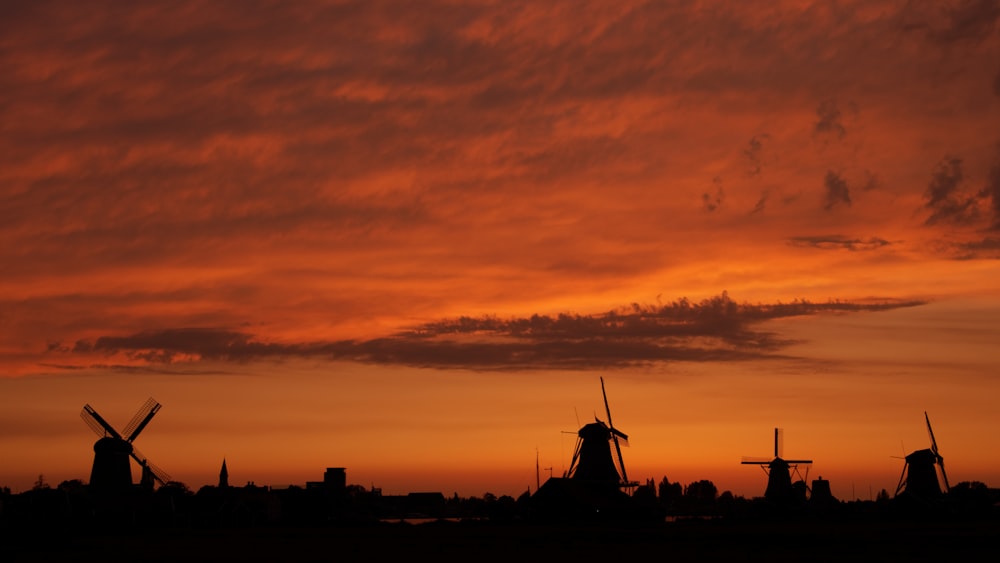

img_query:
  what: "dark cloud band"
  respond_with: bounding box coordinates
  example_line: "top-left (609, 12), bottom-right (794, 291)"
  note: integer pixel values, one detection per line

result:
top-left (59, 293), bottom-right (925, 371)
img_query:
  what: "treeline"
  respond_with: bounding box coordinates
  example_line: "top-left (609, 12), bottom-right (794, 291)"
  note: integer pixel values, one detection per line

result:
top-left (2, 475), bottom-right (998, 531)
top-left (0, 477), bottom-right (534, 529)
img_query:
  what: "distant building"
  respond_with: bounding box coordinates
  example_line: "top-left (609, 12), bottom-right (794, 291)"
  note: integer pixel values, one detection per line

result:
top-left (219, 458), bottom-right (229, 489)
top-left (306, 467), bottom-right (346, 494)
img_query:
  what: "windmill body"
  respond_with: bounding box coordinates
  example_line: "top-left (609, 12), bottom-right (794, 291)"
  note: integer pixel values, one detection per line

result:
top-left (762, 458), bottom-right (795, 502)
top-left (742, 428), bottom-right (812, 504)
top-left (81, 397), bottom-right (169, 493)
top-left (90, 436), bottom-right (135, 492)
top-left (567, 421), bottom-right (624, 484)
top-left (898, 449), bottom-right (942, 498)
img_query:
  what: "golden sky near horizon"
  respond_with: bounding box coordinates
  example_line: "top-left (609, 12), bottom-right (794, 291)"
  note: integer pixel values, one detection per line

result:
top-left (2, 0), bottom-right (1000, 499)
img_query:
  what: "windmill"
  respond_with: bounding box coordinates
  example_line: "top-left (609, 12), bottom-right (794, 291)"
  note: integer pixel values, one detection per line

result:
top-left (564, 377), bottom-right (637, 491)
top-left (895, 411), bottom-right (949, 499)
top-left (530, 377), bottom-right (643, 521)
top-left (80, 397), bottom-right (170, 492)
top-left (741, 427), bottom-right (812, 504)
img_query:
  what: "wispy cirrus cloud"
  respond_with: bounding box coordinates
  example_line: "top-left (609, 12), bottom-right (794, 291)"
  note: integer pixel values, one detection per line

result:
top-left (788, 235), bottom-right (892, 251)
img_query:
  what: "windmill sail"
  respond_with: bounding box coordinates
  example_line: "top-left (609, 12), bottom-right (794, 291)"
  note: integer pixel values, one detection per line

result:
top-left (926, 411), bottom-right (949, 492)
top-left (131, 444), bottom-right (171, 485)
top-left (123, 397), bottom-right (161, 442)
top-left (81, 405), bottom-right (124, 440)
top-left (601, 377), bottom-right (629, 487)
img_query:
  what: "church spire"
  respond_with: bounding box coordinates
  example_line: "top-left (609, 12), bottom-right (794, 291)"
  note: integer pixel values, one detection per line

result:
top-left (219, 457), bottom-right (229, 488)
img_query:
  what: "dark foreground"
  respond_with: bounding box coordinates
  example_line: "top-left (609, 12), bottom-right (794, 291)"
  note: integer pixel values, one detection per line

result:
top-left (4, 518), bottom-right (999, 563)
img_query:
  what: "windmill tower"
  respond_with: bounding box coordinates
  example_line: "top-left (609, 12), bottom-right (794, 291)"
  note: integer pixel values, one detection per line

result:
top-left (564, 377), bottom-right (635, 491)
top-left (895, 411), bottom-right (949, 499)
top-left (742, 428), bottom-right (812, 504)
top-left (80, 397), bottom-right (170, 493)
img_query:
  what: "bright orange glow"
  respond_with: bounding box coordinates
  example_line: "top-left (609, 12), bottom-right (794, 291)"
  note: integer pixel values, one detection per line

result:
top-left (2, 1), bottom-right (1000, 501)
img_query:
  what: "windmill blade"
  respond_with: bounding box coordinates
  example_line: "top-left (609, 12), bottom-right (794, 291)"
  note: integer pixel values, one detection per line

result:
top-left (610, 432), bottom-right (628, 484)
top-left (566, 434), bottom-right (584, 477)
top-left (895, 460), bottom-right (909, 496)
top-left (130, 445), bottom-right (170, 485)
top-left (81, 408), bottom-right (109, 438)
top-left (606, 430), bottom-right (630, 447)
top-left (123, 397), bottom-right (161, 443)
top-left (775, 427), bottom-right (784, 458)
top-left (938, 458), bottom-right (950, 492)
top-left (610, 426), bottom-right (629, 442)
top-left (600, 376), bottom-right (629, 485)
top-left (81, 405), bottom-right (123, 440)
top-left (924, 411), bottom-right (939, 455)
top-left (601, 377), bottom-right (614, 429)
top-left (144, 460), bottom-right (171, 486)
top-left (924, 411), bottom-right (950, 491)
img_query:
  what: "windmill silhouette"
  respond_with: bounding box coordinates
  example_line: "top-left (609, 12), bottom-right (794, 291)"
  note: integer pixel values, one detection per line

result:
top-left (565, 377), bottom-right (636, 490)
top-left (895, 411), bottom-right (949, 499)
top-left (81, 397), bottom-right (170, 492)
top-left (742, 427), bottom-right (812, 504)
top-left (530, 377), bottom-right (640, 520)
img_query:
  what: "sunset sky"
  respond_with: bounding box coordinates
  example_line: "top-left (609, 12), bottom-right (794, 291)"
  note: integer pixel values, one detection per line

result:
top-left (2, 0), bottom-right (999, 501)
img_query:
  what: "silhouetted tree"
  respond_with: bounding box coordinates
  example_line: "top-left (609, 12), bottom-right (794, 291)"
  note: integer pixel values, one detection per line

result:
top-left (658, 476), bottom-right (682, 513)
top-left (160, 481), bottom-right (191, 495)
top-left (875, 488), bottom-right (891, 503)
top-left (153, 481), bottom-right (195, 525)
top-left (487, 494), bottom-right (518, 521)
top-left (684, 480), bottom-right (717, 502)
top-left (57, 479), bottom-right (85, 492)
top-left (949, 481), bottom-right (995, 517)
top-left (345, 484), bottom-right (366, 496)
top-left (682, 480), bottom-right (718, 515)
top-left (634, 479), bottom-right (657, 503)
top-left (456, 492), bottom-right (501, 519)
top-left (633, 479), bottom-right (662, 519)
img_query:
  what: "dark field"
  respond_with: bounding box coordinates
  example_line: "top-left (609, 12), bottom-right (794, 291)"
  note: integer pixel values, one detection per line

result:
top-left (5, 518), bottom-right (999, 563)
